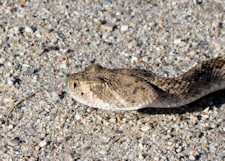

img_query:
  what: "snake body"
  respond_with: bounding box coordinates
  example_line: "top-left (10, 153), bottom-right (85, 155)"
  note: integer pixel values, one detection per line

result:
top-left (68, 57), bottom-right (225, 111)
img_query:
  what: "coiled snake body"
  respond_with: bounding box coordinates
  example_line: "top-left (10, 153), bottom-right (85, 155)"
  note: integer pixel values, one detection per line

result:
top-left (68, 57), bottom-right (225, 111)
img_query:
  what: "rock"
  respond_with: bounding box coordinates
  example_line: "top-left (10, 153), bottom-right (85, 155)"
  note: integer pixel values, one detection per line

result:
top-left (24, 26), bottom-right (33, 35)
top-left (174, 39), bottom-right (182, 45)
top-left (101, 25), bottom-right (113, 32)
top-left (189, 155), bottom-right (196, 160)
top-left (75, 114), bottom-right (81, 120)
top-left (121, 25), bottom-right (128, 32)
top-left (39, 140), bottom-right (47, 147)
top-left (141, 125), bottom-right (151, 132)
top-left (99, 149), bottom-right (107, 155)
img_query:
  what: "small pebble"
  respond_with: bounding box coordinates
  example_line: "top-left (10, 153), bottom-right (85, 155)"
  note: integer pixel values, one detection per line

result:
top-left (120, 25), bottom-right (128, 32)
top-left (101, 25), bottom-right (113, 32)
top-left (7, 77), bottom-right (15, 86)
top-left (99, 150), bottom-right (107, 155)
top-left (189, 155), bottom-right (196, 160)
top-left (24, 26), bottom-right (33, 34)
top-left (39, 140), bottom-right (47, 147)
top-left (109, 118), bottom-right (116, 124)
top-left (75, 114), bottom-right (81, 120)
top-left (174, 39), bottom-right (182, 45)
top-left (167, 142), bottom-right (173, 146)
top-left (141, 125), bottom-right (151, 132)
top-left (8, 124), bottom-right (14, 129)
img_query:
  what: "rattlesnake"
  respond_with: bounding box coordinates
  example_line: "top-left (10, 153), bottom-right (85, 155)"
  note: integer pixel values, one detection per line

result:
top-left (68, 57), bottom-right (225, 111)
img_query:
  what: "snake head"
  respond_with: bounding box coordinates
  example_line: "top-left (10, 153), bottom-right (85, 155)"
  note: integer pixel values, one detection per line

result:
top-left (67, 64), bottom-right (160, 110)
top-left (67, 64), bottom-right (114, 108)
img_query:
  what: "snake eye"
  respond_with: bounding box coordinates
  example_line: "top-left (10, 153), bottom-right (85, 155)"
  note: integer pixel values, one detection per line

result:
top-left (74, 82), bottom-right (77, 88)
top-left (98, 77), bottom-right (107, 82)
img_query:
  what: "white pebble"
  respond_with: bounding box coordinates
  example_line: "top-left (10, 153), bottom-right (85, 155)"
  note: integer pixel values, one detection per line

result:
top-left (25, 26), bottom-right (33, 34)
top-left (141, 125), bottom-right (151, 132)
top-left (189, 155), bottom-right (196, 160)
top-left (75, 114), bottom-right (81, 120)
top-left (167, 142), bottom-right (173, 146)
top-left (174, 39), bottom-right (181, 45)
top-left (39, 140), bottom-right (47, 147)
top-left (8, 124), bottom-right (14, 129)
top-left (6, 62), bottom-right (12, 67)
top-left (99, 150), bottom-right (107, 155)
top-left (131, 56), bottom-right (138, 63)
top-left (7, 77), bottom-right (15, 86)
top-left (203, 107), bottom-right (210, 113)
top-left (121, 25), bottom-right (128, 32)
top-left (149, 22), bottom-right (156, 27)
top-left (139, 143), bottom-right (144, 149)
top-left (109, 118), bottom-right (116, 123)
top-left (12, 26), bottom-right (20, 34)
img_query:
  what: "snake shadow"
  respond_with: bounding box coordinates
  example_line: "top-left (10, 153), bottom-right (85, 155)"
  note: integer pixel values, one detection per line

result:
top-left (138, 89), bottom-right (225, 115)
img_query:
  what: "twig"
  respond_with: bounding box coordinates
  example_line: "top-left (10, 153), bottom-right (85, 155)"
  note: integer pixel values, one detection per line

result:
top-left (6, 93), bottom-right (36, 125)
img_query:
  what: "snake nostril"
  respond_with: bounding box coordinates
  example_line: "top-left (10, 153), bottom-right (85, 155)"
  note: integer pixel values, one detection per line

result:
top-left (81, 92), bottom-right (84, 95)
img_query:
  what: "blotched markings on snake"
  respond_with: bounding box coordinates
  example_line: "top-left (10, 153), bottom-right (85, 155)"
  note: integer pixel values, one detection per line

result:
top-left (68, 57), bottom-right (224, 111)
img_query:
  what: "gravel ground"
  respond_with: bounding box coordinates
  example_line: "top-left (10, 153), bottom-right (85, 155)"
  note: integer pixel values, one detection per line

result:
top-left (0, 0), bottom-right (225, 160)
